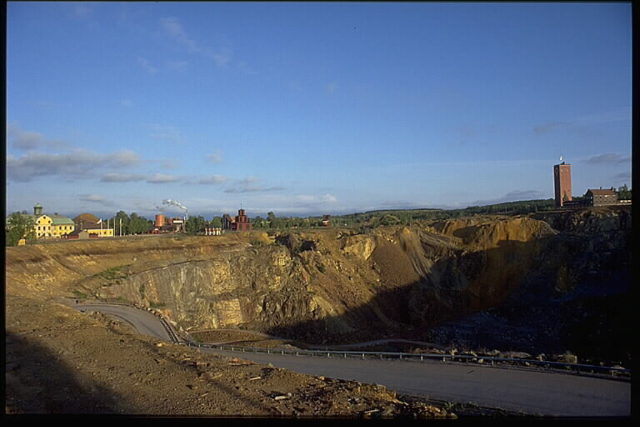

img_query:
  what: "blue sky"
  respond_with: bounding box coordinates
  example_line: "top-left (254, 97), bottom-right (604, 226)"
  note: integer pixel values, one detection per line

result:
top-left (6, 2), bottom-right (632, 219)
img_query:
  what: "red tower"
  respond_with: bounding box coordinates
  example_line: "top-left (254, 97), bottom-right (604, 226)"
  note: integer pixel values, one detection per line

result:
top-left (553, 162), bottom-right (572, 207)
top-left (232, 209), bottom-right (252, 231)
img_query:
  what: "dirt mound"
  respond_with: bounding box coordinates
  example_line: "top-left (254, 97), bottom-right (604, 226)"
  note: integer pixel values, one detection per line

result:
top-left (432, 216), bottom-right (557, 250)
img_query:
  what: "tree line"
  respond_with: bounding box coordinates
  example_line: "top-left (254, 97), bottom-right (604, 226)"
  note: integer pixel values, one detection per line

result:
top-left (6, 189), bottom-right (632, 245)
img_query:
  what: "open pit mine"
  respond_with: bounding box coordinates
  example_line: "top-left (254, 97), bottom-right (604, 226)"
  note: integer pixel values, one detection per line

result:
top-left (5, 206), bottom-right (631, 415)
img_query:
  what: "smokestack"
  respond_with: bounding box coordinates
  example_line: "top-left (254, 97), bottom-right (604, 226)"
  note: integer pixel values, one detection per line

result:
top-left (162, 199), bottom-right (188, 219)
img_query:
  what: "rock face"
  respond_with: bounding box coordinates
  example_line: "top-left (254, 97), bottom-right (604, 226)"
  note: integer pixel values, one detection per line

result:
top-left (5, 206), bottom-right (631, 363)
top-left (427, 207), bottom-right (632, 365)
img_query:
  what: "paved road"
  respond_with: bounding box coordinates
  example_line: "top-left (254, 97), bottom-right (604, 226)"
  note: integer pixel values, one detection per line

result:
top-left (205, 349), bottom-right (630, 417)
top-left (75, 303), bottom-right (174, 342)
top-left (74, 303), bottom-right (631, 417)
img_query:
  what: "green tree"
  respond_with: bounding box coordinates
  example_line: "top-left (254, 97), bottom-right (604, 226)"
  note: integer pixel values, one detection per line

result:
top-left (129, 213), bottom-right (151, 234)
top-left (617, 184), bottom-right (632, 200)
top-left (252, 216), bottom-right (264, 229)
top-left (111, 211), bottom-right (130, 235)
top-left (185, 216), bottom-right (206, 234)
top-left (5, 212), bottom-right (35, 246)
top-left (267, 211), bottom-right (277, 229)
top-left (209, 216), bottom-right (222, 228)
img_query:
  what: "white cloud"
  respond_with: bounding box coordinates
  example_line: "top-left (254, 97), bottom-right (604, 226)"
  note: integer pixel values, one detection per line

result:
top-left (137, 57), bottom-right (158, 74)
top-left (321, 193), bottom-right (337, 203)
top-left (296, 193), bottom-right (337, 203)
top-left (159, 16), bottom-right (233, 68)
top-left (532, 121), bottom-right (570, 135)
top-left (7, 124), bottom-right (67, 151)
top-left (469, 190), bottom-right (547, 207)
top-left (80, 194), bottom-right (105, 202)
top-left (160, 17), bottom-right (201, 54)
top-left (613, 172), bottom-right (631, 183)
top-left (224, 177), bottom-right (285, 193)
top-left (198, 175), bottom-right (228, 185)
top-left (206, 151), bottom-right (223, 164)
top-left (107, 150), bottom-right (140, 166)
top-left (101, 173), bottom-right (146, 183)
top-left (147, 173), bottom-right (180, 184)
top-left (582, 153), bottom-right (631, 165)
top-left (533, 110), bottom-right (629, 135)
top-left (148, 124), bottom-right (186, 144)
top-left (79, 194), bottom-right (116, 207)
top-left (7, 149), bottom-right (140, 182)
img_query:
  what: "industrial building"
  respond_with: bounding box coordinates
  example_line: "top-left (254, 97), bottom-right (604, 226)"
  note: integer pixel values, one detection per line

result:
top-left (552, 161), bottom-right (629, 208)
top-left (584, 189), bottom-right (619, 207)
top-left (222, 209), bottom-right (252, 232)
top-left (152, 214), bottom-right (186, 233)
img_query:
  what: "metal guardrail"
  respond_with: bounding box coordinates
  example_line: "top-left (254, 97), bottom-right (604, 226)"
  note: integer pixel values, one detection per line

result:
top-left (185, 342), bottom-right (631, 377)
top-left (84, 301), bottom-right (630, 379)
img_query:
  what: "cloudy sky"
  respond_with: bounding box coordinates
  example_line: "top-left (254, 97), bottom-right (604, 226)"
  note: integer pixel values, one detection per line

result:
top-left (6, 2), bottom-right (632, 219)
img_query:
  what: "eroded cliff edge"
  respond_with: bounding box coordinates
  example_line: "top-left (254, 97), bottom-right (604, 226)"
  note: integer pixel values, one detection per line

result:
top-left (5, 206), bottom-right (631, 365)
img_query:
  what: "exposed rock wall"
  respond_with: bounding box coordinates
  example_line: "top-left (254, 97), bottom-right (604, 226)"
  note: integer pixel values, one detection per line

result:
top-left (5, 207), bottom-right (631, 352)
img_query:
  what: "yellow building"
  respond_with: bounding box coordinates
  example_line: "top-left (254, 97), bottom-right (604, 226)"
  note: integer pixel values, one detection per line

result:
top-left (50, 215), bottom-right (76, 237)
top-left (83, 226), bottom-right (114, 237)
top-left (29, 204), bottom-right (75, 239)
top-left (73, 213), bottom-right (114, 237)
top-left (34, 214), bottom-right (53, 238)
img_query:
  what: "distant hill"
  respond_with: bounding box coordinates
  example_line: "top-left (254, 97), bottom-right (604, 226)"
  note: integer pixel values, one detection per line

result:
top-left (326, 199), bottom-right (556, 228)
top-left (251, 199), bottom-right (558, 230)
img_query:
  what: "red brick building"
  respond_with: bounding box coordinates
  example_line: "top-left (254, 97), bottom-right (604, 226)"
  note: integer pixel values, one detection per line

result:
top-left (222, 209), bottom-right (252, 232)
top-left (233, 209), bottom-right (252, 231)
top-left (553, 162), bottom-right (572, 207)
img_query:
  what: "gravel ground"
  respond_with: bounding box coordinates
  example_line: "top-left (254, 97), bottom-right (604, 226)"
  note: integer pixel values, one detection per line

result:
top-left (5, 294), bottom-right (455, 418)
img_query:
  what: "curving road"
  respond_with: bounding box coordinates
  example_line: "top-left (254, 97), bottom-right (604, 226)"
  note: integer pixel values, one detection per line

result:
top-left (74, 303), bottom-right (631, 417)
top-left (75, 303), bottom-right (175, 342)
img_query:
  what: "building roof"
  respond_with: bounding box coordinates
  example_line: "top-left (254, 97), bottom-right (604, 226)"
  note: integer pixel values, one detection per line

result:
top-left (49, 214), bottom-right (75, 225)
top-left (74, 213), bottom-right (100, 224)
top-left (586, 189), bottom-right (616, 196)
top-left (6, 213), bottom-right (74, 226)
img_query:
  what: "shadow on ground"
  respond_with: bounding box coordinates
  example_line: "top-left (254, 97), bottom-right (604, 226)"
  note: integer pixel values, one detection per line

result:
top-left (5, 332), bottom-right (123, 414)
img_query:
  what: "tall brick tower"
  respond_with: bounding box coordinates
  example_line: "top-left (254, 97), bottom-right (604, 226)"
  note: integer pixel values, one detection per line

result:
top-left (553, 161), bottom-right (572, 207)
